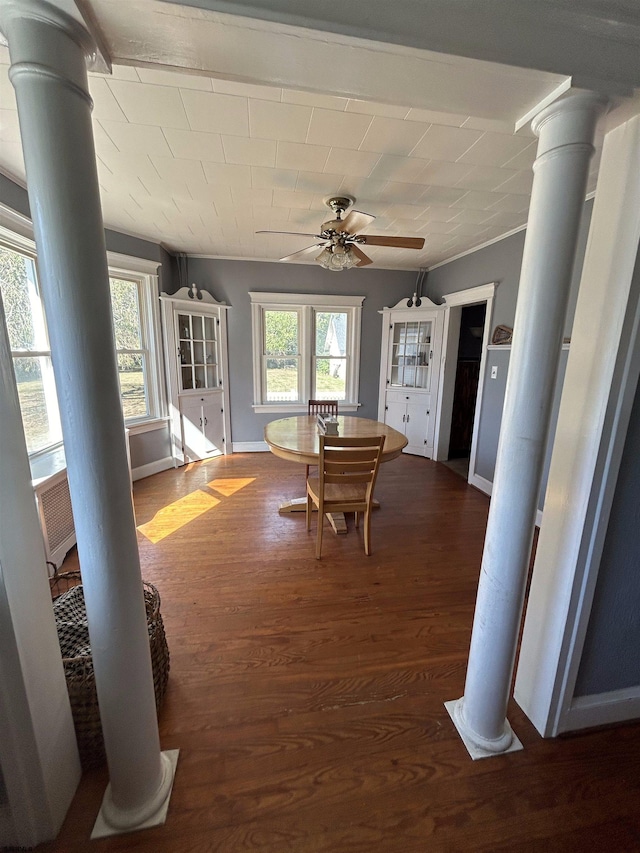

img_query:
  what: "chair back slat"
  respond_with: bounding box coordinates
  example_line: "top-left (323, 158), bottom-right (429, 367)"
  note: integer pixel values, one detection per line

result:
top-left (306, 433), bottom-right (386, 558)
top-left (308, 399), bottom-right (338, 416)
top-left (318, 434), bottom-right (385, 494)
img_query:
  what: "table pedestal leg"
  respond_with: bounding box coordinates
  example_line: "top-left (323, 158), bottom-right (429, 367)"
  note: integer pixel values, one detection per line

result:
top-left (278, 498), bottom-right (379, 536)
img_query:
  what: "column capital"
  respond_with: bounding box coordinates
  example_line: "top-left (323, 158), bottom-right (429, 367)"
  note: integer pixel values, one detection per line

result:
top-left (531, 91), bottom-right (608, 153)
top-left (0, 0), bottom-right (110, 72)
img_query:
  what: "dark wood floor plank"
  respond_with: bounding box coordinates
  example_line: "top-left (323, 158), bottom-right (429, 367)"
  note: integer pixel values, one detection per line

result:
top-left (39, 452), bottom-right (640, 852)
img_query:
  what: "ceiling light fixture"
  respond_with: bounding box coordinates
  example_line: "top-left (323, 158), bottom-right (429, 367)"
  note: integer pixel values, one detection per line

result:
top-left (315, 244), bottom-right (359, 272)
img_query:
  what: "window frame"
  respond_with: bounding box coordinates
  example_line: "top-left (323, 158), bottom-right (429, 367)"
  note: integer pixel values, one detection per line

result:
top-left (249, 291), bottom-right (364, 413)
top-left (0, 229), bottom-right (63, 457)
top-left (107, 253), bottom-right (166, 432)
top-left (0, 210), bottom-right (167, 460)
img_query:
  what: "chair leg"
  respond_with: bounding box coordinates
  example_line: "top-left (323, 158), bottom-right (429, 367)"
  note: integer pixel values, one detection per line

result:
top-left (364, 507), bottom-right (372, 556)
top-left (354, 511), bottom-right (360, 529)
top-left (316, 504), bottom-right (324, 559)
top-left (306, 491), bottom-right (312, 531)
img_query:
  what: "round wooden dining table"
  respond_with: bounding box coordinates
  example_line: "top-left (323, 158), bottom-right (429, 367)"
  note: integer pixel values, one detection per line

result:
top-left (264, 415), bottom-right (407, 533)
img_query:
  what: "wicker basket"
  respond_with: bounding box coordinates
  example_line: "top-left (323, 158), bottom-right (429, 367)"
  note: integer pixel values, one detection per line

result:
top-left (51, 571), bottom-right (170, 770)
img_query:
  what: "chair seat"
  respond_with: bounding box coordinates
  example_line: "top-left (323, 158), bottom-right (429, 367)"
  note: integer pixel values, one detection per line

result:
top-left (306, 478), bottom-right (367, 506)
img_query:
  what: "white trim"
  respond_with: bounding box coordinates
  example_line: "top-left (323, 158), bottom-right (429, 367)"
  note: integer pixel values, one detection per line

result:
top-left (106, 252), bottom-right (160, 276)
top-left (252, 402), bottom-right (361, 414)
top-left (431, 284), bottom-right (496, 482)
top-left (110, 266), bottom-right (167, 428)
top-left (515, 78), bottom-right (573, 133)
top-left (249, 291), bottom-right (365, 307)
top-left (249, 292), bottom-right (364, 409)
top-left (160, 286), bottom-right (228, 307)
top-left (441, 282), bottom-right (498, 308)
top-left (381, 295), bottom-right (441, 311)
top-left (514, 111), bottom-right (640, 738)
top-left (0, 201), bottom-right (32, 240)
top-left (232, 441), bottom-right (270, 453)
top-left (562, 686), bottom-right (640, 732)
top-left (125, 417), bottom-right (169, 436)
top-left (462, 454), bottom-right (544, 526)
top-left (131, 456), bottom-right (174, 482)
top-left (468, 472), bottom-right (493, 496)
top-left (427, 224), bottom-right (528, 272)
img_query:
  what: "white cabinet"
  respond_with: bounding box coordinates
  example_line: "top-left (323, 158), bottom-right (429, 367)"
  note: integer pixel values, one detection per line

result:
top-left (160, 285), bottom-right (231, 464)
top-left (180, 393), bottom-right (225, 460)
top-left (378, 299), bottom-right (445, 458)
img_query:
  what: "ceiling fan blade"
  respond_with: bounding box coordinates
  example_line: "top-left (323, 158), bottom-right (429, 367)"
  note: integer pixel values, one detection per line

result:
top-left (339, 209), bottom-right (376, 235)
top-left (256, 230), bottom-right (321, 238)
top-left (279, 244), bottom-right (326, 263)
top-left (350, 245), bottom-right (373, 267)
top-left (359, 235), bottom-right (425, 249)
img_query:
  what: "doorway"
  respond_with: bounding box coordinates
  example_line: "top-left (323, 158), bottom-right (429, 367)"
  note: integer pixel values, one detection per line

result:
top-left (446, 304), bottom-right (487, 478)
top-left (433, 282), bottom-right (496, 479)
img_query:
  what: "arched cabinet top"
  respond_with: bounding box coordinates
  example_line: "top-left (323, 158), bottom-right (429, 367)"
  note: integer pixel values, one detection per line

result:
top-left (160, 284), bottom-right (229, 308)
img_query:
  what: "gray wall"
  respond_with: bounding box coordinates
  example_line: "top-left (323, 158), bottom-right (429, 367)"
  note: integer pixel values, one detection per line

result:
top-left (164, 256), bottom-right (417, 443)
top-left (426, 199), bottom-right (593, 505)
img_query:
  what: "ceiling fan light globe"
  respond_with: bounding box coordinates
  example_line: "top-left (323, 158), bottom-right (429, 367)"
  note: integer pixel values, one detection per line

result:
top-left (315, 248), bottom-right (333, 269)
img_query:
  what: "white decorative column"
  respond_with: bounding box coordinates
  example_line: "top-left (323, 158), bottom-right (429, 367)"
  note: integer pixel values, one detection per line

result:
top-left (0, 0), bottom-right (177, 835)
top-left (446, 92), bottom-right (607, 757)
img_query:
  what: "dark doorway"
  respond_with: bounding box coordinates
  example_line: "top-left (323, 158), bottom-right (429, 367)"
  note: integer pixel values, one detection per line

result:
top-left (449, 303), bottom-right (486, 460)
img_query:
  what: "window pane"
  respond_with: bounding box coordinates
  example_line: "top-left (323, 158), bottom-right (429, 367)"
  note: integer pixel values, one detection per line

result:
top-left (315, 357), bottom-right (346, 401)
top-left (110, 278), bottom-right (142, 350)
top-left (0, 243), bottom-right (45, 350)
top-left (265, 357), bottom-right (299, 402)
top-left (316, 311), bottom-right (347, 357)
top-left (264, 310), bottom-right (298, 356)
top-left (117, 352), bottom-right (148, 420)
top-left (13, 356), bottom-right (62, 453)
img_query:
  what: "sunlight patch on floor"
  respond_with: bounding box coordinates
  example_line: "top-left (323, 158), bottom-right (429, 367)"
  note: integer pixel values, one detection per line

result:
top-left (137, 490), bottom-right (220, 543)
top-left (207, 477), bottom-right (255, 496)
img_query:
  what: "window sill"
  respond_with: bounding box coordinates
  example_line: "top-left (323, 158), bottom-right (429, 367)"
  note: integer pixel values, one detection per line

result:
top-left (252, 403), bottom-right (361, 414)
top-left (125, 417), bottom-right (170, 435)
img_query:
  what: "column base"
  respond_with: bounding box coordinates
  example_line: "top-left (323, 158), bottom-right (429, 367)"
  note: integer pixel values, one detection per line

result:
top-left (91, 749), bottom-right (179, 839)
top-left (445, 699), bottom-right (523, 760)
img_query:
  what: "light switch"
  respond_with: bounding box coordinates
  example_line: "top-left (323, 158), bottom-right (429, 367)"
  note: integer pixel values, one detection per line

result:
top-left (491, 365), bottom-right (498, 379)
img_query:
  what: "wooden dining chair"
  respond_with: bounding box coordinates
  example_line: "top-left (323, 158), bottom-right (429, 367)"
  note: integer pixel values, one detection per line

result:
top-left (306, 434), bottom-right (385, 559)
top-left (306, 399), bottom-right (339, 481)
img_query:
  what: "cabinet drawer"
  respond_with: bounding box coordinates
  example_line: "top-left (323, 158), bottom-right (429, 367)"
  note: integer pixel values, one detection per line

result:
top-left (386, 389), bottom-right (426, 403)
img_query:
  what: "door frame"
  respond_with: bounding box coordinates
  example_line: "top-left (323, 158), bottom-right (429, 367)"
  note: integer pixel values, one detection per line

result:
top-left (432, 283), bottom-right (497, 484)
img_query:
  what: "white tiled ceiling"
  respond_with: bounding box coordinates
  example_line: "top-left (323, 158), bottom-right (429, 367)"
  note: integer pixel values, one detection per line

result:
top-left (0, 3), bottom-right (606, 270)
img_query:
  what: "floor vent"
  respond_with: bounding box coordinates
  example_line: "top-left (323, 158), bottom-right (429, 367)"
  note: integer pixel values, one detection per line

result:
top-left (34, 470), bottom-right (76, 569)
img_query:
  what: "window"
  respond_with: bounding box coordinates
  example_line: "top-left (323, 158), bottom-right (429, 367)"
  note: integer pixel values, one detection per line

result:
top-left (250, 292), bottom-right (364, 412)
top-left (0, 221), bottom-right (165, 457)
top-left (109, 268), bottom-right (163, 424)
top-left (0, 239), bottom-right (62, 454)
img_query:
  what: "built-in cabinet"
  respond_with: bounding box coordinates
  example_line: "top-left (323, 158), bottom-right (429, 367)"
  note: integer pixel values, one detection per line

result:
top-left (160, 285), bottom-right (231, 464)
top-left (378, 299), bottom-right (445, 457)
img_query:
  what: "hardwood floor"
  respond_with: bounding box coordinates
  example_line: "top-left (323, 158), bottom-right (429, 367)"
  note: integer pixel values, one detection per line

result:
top-left (42, 452), bottom-right (640, 852)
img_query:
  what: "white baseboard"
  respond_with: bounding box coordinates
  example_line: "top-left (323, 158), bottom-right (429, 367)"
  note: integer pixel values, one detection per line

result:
top-left (468, 472), bottom-right (545, 526)
top-left (468, 472), bottom-right (493, 495)
top-left (562, 685), bottom-right (640, 732)
top-left (132, 456), bottom-right (175, 482)
top-left (232, 441), bottom-right (269, 453)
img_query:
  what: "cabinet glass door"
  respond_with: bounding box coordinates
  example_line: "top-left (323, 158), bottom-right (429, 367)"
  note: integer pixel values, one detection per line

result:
top-left (177, 312), bottom-right (220, 391)
top-left (389, 320), bottom-right (432, 388)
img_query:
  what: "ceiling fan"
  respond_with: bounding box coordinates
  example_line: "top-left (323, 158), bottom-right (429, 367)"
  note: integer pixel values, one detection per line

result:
top-left (256, 195), bottom-right (425, 271)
